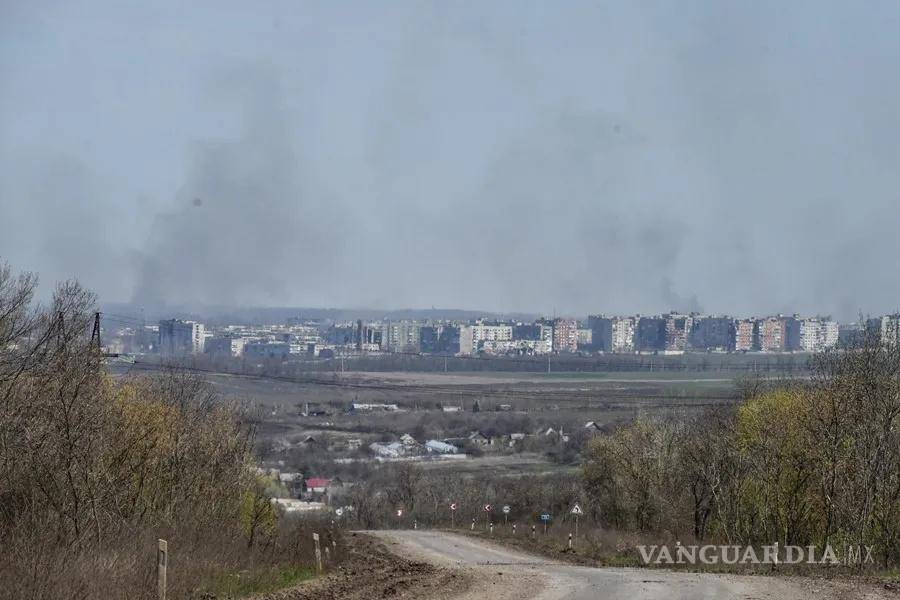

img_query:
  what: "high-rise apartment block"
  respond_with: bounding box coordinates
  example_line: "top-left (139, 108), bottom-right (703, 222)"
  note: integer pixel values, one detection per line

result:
top-left (664, 313), bottom-right (693, 352)
top-left (734, 319), bottom-right (756, 352)
top-left (551, 318), bottom-right (579, 353)
top-left (158, 319), bottom-right (205, 356)
top-left (757, 317), bottom-right (786, 352)
top-left (688, 316), bottom-right (734, 351)
top-left (458, 322), bottom-right (514, 355)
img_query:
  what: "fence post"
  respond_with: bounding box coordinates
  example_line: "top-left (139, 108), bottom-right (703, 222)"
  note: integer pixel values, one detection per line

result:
top-left (157, 539), bottom-right (168, 600)
top-left (313, 533), bottom-right (322, 574)
top-left (568, 533), bottom-right (573, 549)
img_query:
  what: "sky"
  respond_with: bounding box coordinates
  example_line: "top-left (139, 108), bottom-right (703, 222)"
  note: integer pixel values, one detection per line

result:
top-left (2, 1), bottom-right (900, 320)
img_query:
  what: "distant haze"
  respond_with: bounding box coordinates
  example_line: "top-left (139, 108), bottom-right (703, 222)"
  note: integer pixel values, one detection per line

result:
top-left (3, 2), bottom-right (900, 320)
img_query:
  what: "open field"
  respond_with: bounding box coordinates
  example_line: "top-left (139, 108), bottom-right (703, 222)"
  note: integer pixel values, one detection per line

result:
top-left (110, 365), bottom-right (745, 480)
top-left (109, 362), bottom-right (763, 483)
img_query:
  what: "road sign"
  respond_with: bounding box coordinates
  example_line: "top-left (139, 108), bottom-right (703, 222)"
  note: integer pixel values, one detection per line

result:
top-left (449, 502), bottom-right (457, 511)
top-left (502, 505), bottom-right (510, 514)
top-left (571, 503), bottom-right (583, 539)
top-left (483, 504), bottom-right (492, 512)
top-left (335, 507), bottom-right (344, 517)
top-left (540, 513), bottom-right (551, 522)
top-left (396, 509), bottom-right (403, 517)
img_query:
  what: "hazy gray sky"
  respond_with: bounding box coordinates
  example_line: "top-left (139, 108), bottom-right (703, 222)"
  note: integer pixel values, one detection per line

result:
top-left (2, 1), bottom-right (900, 319)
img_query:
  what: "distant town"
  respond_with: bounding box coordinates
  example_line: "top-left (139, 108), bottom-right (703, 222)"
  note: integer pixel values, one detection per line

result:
top-left (104, 311), bottom-right (900, 359)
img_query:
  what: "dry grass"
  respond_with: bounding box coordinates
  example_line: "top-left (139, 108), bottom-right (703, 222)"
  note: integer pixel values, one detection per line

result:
top-left (0, 517), bottom-right (340, 600)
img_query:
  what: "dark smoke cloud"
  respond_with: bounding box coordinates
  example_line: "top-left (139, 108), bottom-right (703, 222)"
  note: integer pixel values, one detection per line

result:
top-left (132, 65), bottom-right (348, 308)
top-left (4, 2), bottom-right (900, 320)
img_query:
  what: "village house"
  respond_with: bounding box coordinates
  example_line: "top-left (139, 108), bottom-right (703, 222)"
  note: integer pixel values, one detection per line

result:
top-left (304, 477), bottom-right (343, 496)
top-left (468, 431), bottom-right (491, 446)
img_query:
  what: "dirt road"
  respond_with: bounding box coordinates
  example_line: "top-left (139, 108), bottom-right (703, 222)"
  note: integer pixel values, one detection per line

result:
top-left (371, 530), bottom-right (896, 600)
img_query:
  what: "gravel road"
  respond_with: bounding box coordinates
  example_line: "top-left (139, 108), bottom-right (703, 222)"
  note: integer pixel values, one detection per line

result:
top-left (371, 530), bottom-right (897, 600)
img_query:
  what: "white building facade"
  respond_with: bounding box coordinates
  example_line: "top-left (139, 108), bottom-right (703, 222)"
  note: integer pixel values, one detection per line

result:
top-left (458, 322), bottom-right (514, 355)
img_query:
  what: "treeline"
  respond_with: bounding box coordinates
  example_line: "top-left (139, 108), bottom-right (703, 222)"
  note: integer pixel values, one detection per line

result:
top-left (582, 332), bottom-right (900, 566)
top-left (0, 263), bottom-right (331, 599)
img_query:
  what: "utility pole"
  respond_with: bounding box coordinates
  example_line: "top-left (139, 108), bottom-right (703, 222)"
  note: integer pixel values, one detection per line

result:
top-left (56, 311), bottom-right (65, 349)
top-left (90, 312), bottom-right (102, 353)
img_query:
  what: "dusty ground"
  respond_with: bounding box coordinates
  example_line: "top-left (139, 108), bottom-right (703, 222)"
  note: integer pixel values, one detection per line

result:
top-left (370, 530), bottom-right (899, 600)
top-left (251, 532), bottom-right (471, 600)
top-left (249, 530), bottom-right (898, 600)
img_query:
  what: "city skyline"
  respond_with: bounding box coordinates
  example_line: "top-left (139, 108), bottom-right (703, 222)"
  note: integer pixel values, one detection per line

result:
top-left (114, 310), bottom-right (900, 360)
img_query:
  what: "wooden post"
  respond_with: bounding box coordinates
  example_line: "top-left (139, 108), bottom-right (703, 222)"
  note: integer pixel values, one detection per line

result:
top-left (313, 533), bottom-right (322, 574)
top-left (157, 539), bottom-right (168, 600)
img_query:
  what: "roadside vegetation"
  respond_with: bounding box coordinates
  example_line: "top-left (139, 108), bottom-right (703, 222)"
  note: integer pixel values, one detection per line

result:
top-left (582, 331), bottom-right (900, 568)
top-left (0, 262), bottom-right (336, 600)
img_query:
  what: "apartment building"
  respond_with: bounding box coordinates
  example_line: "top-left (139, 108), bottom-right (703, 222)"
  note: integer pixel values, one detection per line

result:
top-left (458, 322), bottom-right (514, 355)
top-left (552, 318), bottom-right (579, 353)
top-left (384, 321), bottom-right (421, 352)
top-left (757, 317), bottom-right (785, 352)
top-left (688, 316), bottom-right (734, 351)
top-left (786, 316), bottom-right (839, 352)
top-left (611, 317), bottom-right (636, 352)
top-left (734, 319), bottom-right (756, 352)
top-left (158, 319), bottom-right (205, 356)
top-left (664, 313), bottom-right (693, 352)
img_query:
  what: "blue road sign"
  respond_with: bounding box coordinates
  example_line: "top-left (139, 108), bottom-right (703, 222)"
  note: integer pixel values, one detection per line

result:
top-left (540, 513), bottom-right (551, 522)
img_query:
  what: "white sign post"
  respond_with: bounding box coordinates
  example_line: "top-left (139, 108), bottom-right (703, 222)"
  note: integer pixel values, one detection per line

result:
top-left (450, 502), bottom-right (457, 528)
top-left (502, 504), bottom-right (510, 525)
top-left (570, 504), bottom-right (584, 540)
top-left (157, 539), bottom-right (168, 600)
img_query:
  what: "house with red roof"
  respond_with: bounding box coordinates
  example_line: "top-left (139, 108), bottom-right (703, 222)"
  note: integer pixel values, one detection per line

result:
top-left (304, 477), bottom-right (343, 495)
